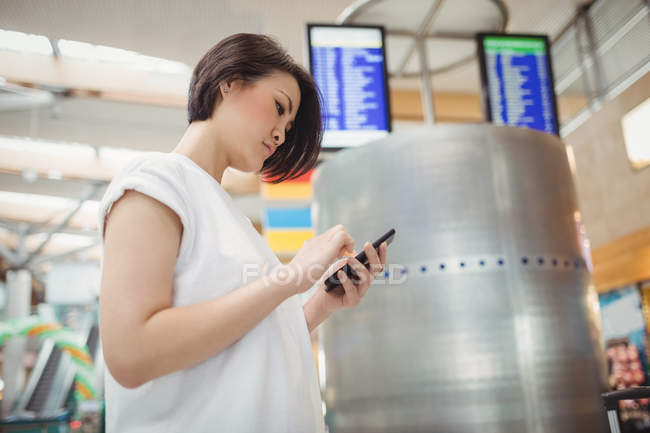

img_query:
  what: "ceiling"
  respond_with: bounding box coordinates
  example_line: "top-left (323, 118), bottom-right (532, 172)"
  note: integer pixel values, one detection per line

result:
top-left (0, 0), bottom-right (586, 93)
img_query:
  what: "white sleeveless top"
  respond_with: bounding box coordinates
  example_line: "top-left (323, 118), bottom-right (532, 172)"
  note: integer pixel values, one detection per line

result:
top-left (98, 152), bottom-right (324, 433)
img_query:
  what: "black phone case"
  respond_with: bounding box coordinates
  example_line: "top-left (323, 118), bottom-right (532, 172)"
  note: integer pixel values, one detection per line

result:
top-left (324, 228), bottom-right (395, 294)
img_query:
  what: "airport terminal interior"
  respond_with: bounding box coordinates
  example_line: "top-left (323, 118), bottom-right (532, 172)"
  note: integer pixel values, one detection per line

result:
top-left (0, 0), bottom-right (649, 432)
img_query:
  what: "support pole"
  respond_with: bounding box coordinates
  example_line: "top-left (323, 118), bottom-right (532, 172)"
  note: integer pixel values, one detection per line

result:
top-left (416, 38), bottom-right (436, 124)
top-left (2, 269), bottom-right (32, 417)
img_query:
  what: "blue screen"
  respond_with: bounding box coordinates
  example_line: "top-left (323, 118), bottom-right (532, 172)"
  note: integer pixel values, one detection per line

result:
top-left (309, 26), bottom-right (390, 148)
top-left (482, 36), bottom-right (558, 135)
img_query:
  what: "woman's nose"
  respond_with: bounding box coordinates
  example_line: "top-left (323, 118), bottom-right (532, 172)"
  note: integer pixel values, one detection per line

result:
top-left (273, 130), bottom-right (284, 146)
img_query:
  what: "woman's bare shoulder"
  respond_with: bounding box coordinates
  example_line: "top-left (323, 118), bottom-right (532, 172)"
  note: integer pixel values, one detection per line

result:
top-left (104, 189), bottom-right (183, 252)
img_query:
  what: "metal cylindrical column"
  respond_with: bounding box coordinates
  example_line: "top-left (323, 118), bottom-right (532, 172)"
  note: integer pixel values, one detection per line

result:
top-left (313, 125), bottom-right (607, 433)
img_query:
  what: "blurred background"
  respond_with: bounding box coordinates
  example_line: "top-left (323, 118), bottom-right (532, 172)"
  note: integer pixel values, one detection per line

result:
top-left (0, 0), bottom-right (648, 432)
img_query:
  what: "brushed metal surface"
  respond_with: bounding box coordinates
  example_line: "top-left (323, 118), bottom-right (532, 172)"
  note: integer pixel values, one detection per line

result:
top-left (312, 124), bottom-right (607, 433)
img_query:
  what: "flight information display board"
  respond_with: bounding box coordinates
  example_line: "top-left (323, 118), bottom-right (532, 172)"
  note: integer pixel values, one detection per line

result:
top-left (477, 33), bottom-right (560, 135)
top-left (307, 24), bottom-right (391, 150)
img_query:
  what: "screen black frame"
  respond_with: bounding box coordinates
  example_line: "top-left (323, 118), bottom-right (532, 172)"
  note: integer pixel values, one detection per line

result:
top-left (306, 23), bottom-right (393, 152)
top-left (476, 32), bottom-right (560, 136)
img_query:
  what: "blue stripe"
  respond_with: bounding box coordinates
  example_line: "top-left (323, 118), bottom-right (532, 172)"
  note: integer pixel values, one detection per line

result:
top-left (264, 207), bottom-right (312, 228)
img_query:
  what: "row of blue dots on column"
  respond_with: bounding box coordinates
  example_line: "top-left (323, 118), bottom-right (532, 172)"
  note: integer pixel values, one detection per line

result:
top-left (382, 257), bottom-right (583, 278)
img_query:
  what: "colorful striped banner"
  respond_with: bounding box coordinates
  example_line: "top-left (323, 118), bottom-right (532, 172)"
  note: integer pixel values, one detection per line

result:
top-left (264, 207), bottom-right (312, 229)
top-left (264, 229), bottom-right (314, 254)
top-left (261, 182), bottom-right (313, 200)
top-left (263, 170), bottom-right (314, 184)
top-left (261, 169), bottom-right (314, 200)
top-left (262, 169), bottom-right (315, 254)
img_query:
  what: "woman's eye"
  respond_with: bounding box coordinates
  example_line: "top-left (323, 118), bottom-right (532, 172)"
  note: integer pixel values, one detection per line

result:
top-left (275, 101), bottom-right (285, 116)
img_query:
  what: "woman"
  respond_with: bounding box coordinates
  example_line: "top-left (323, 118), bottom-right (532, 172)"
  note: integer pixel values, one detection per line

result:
top-left (99, 33), bottom-right (387, 432)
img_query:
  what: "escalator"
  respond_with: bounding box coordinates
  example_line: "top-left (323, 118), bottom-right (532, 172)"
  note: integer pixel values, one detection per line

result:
top-left (10, 324), bottom-right (102, 418)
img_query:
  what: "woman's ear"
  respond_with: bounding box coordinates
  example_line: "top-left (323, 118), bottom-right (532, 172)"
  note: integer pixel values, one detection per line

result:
top-left (220, 82), bottom-right (231, 98)
top-left (221, 75), bottom-right (244, 98)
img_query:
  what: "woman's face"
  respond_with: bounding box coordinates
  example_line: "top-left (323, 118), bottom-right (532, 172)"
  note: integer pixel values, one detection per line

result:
top-left (214, 70), bottom-right (301, 173)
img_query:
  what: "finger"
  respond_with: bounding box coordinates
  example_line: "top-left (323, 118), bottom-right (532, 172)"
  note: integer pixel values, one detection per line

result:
top-left (338, 270), bottom-right (360, 305)
top-left (347, 255), bottom-right (371, 286)
top-left (332, 257), bottom-right (348, 269)
top-left (370, 243), bottom-right (387, 283)
top-left (343, 232), bottom-right (355, 255)
top-left (322, 257), bottom-right (348, 282)
top-left (364, 241), bottom-right (383, 276)
top-left (379, 242), bottom-right (387, 269)
top-left (347, 256), bottom-right (372, 298)
top-left (334, 231), bottom-right (355, 258)
top-left (325, 224), bottom-right (344, 238)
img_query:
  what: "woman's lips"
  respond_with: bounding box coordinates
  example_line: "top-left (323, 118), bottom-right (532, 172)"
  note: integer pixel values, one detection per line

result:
top-left (263, 142), bottom-right (274, 156)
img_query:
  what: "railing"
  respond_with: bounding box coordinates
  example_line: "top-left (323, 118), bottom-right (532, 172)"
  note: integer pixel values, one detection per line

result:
top-left (551, 0), bottom-right (649, 136)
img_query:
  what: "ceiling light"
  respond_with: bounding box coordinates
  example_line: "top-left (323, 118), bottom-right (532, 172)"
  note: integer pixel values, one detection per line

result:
top-left (0, 190), bottom-right (99, 210)
top-left (0, 29), bottom-right (53, 55)
top-left (47, 170), bottom-right (63, 180)
top-left (622, 97), bottom-right (650, 170)
top-left (21, 168), bottom-right (38, 183)
top-left (57, 39), bottom-right (191, 74)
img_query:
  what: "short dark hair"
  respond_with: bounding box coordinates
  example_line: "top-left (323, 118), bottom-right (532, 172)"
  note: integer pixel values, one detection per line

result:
top-left (188, 33), bottom-right (322, 183)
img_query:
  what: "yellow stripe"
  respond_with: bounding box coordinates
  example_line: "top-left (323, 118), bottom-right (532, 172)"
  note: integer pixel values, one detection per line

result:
top-left (261, 183), bottom-right (312, 199)
top-left (265, 230), bottom-right (314, 253)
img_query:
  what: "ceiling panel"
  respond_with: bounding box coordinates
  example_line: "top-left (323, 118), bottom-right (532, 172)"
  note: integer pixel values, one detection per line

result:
top-left (432, 0), bottom-right (507, 34)
top-left (0, 0), bottom-right (354, 68)
top-left (0, 0), bottom-right (583, 91)
top-left (0, 97), bottom-right (186, 151)
top-left (340, 0), bottom-right (437, 31)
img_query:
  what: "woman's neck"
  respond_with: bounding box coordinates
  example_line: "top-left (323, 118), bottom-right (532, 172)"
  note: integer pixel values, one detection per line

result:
top-left (173, 120), bottom-right (229, 183)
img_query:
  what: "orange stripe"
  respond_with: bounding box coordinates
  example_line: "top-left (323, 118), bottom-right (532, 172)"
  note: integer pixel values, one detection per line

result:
top-left (261, 183), bottom-right (313, 199)
top-left (63, 347), bottom-right (92, 365)
top-left (27, 323), bottom-right (61, 337)
top-left (76, 382), bottom-right (93, 399)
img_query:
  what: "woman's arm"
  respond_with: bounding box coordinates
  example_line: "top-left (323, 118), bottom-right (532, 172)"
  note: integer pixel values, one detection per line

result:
top-left (302, 291), bottom-right (331, 335)
top-left (100, 190), bottom-right (295, 389)
top-left (301, 241), bottom-right (387, 336)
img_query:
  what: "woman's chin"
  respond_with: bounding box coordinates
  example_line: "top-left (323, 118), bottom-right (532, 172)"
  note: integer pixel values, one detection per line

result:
top-left (229, 160), bottom-right (264, 175)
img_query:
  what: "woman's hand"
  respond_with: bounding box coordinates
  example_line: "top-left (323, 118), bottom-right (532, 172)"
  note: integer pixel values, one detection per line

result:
top-left (284, 224), bottom-right (355, 294)
top-left (302, 240), bottom-right (388, 333)
top-left (320, 241), bottom-right (387, 313)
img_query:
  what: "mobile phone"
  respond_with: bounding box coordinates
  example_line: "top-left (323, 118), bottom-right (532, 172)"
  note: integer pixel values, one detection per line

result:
top-left (324, 228), bottom-right (395, 294)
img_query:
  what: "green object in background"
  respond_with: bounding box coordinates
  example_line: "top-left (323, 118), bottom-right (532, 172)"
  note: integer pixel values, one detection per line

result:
top-left (483, 36), bottom-right (546, 54)
top-left (0, 316), bottom-right (97, 400)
